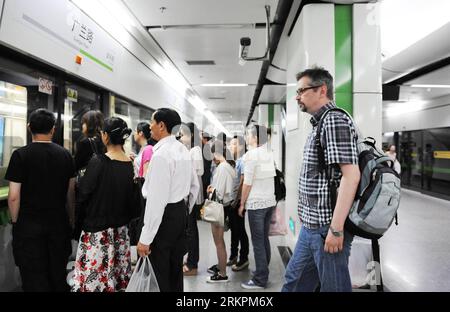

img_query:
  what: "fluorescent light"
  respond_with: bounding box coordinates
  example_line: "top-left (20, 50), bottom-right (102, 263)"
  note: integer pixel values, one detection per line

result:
top-left (409, 84), bottom-right (450, 88)
top-left (188, 95), bottom-right (206, 111)
top-left (200, 84), bottom-right (249, 87)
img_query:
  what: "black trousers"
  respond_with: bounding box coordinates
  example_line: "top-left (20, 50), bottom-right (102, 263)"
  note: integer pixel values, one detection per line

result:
top-left (12, 216), bottom-right (72, 292)
top-left (186, 204), bottom-right (201, 269)
top-left (149, 200), bottom-right (187, 292)
top-left (229, 202), bottom-right (249, 262)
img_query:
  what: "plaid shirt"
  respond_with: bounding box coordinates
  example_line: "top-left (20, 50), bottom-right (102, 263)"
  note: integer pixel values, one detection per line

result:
top-left (298, 102), bottom-right (358, 229)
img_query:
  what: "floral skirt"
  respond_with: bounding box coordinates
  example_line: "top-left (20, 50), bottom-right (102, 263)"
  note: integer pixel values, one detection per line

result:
top-left (71, 226), bottom-right (132, 292)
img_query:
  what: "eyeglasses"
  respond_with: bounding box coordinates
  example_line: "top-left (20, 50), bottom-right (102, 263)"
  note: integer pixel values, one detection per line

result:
top-left (296, 84), bottom-right (322, 96)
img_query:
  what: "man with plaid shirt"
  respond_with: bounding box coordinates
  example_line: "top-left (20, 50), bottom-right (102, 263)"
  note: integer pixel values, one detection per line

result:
top-left (282, 67), bottom-right (361, 292)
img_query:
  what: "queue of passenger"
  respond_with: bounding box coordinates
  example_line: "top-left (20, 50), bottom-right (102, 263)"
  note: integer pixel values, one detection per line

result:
top-left (5, 105), bottom-right (280, 292)
top-left (4, 66), bottom-right (386, 294)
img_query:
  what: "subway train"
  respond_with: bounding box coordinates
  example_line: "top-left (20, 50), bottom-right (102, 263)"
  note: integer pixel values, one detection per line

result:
top-left (0, 0), bottom-right (449, 294)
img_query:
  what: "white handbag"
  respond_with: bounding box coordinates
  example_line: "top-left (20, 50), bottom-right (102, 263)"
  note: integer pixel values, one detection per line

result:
top-left (200, 190), bottom-right (224, 227)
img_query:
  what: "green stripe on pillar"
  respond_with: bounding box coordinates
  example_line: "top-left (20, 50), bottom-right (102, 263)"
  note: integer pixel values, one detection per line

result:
top-left (335, 5), bottom-right (353, 116)
top-left (268, 105), bottom-right (274, 129)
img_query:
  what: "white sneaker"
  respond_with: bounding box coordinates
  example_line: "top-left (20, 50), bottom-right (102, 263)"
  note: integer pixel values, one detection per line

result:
top-left (241, 280), bottom-right (264, 289)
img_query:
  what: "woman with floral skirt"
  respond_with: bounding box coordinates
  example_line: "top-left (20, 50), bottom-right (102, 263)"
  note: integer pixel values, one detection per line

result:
top-left (72, 117), bottom-right (136, 292)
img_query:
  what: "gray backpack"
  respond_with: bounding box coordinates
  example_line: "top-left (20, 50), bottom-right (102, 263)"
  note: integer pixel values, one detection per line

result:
top-left (316, 108), bottom-right (401, 239)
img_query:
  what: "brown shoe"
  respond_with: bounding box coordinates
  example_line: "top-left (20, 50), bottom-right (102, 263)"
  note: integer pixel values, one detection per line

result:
top-left (183, 264), bottom-right (198, 276)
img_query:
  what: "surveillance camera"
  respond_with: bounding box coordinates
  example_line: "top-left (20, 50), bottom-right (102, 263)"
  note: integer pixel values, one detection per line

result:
top-left (239, 37), bottom-right (251, 65)
top-left (240, 37), bottom-right (251, 47)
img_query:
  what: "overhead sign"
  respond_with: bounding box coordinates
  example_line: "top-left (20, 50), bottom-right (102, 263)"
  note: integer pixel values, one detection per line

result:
top-left (66, 87), bottom-right (78, 102)
top-left (11, 0), bottom-right (117, 72)
top-left (38, 77), bottom-right (53, 95)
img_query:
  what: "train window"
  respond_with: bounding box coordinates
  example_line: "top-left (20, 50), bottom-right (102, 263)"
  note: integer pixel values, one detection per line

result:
top-left (110, 95), bottom-right (133, 155)
top-left (110, 95), bottom-right (154, 156)
top-left (0, 81), bottom-right (27, 200)
top-left (0, 56), bottom-right (58, 201)
top-left (63, 82), bottom-right (100, 155)
top-left (423, 128), bottom-right (450, 196)
top-left (399, 128), bottom-right (450, 198)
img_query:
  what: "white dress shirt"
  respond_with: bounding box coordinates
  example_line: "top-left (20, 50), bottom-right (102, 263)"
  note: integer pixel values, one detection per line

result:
top-left (190, 146), bottom-right (204, 205)
top-left (140, 135), bottom-right (199, 245)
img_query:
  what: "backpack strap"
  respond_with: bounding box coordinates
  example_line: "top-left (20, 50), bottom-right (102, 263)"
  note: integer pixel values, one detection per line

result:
top-left (315, 107), bottom-right (353, 210)
top-left (315, 107), bottom-right (352, 175)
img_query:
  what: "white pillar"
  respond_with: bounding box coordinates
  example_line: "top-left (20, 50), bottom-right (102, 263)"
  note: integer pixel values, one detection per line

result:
top-left (353, 3), bottom-right (382, 148)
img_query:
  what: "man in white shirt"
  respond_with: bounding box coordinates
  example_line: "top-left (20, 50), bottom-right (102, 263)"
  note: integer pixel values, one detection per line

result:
top-left (137, 108), bottom-right (199, 292)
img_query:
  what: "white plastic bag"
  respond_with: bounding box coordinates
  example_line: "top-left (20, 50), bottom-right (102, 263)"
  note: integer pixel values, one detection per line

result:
top-left (126, 256), bottom-right (159, 292)
top-left (0, 224), bottom-right (22, 291)
top-left (348, 237), bottom-right (374, 287)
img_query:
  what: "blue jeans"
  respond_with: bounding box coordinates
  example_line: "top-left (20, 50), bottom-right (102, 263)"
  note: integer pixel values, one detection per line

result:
top-left (282, 225), bottom-right (353, 292)
top-left (247, 206), bottom-right (275, 287)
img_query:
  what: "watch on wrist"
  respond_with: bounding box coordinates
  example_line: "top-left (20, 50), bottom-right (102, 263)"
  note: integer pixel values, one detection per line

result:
top-left (329, 225), bottom-right (343, 237)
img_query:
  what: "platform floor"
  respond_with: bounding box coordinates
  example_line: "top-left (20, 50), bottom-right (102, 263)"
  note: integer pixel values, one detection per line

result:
top-left (185, 189), bottom-right (450, 292)
top-left (2, 189), bottom-right (449, 292)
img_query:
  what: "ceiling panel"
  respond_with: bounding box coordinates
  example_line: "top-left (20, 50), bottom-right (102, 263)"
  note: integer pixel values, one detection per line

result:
top-left (125, 0), bottom-right (280, 132)
top-left (193, 85), bottom-right (255, 124)
top-left (259, 85), bottom-right (286, 104)
top-left (125, 0), bottom-right (279, 26)
top-left (406, 64), bottom-right (450, 85)
top-left (395, 65), bottom-right (450, 102)
top-left (398, 86), bottom-right (450, 102)
top-left (150, 28), bottom-right (267, 84)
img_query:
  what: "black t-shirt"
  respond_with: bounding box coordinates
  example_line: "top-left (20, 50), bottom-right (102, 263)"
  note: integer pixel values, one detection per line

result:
top-left (5, 142), bottom-right (76, 220)
top-left (77, 154), bottom-right (135, 232)
top-left (74, 136), bottom-right (105, 171)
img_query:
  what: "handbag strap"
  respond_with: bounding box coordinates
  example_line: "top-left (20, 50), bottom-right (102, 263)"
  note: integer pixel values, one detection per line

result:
top-left (209, 189), bottom-right (222, 203)
top-left (88, 137), bottom-right (100, 155)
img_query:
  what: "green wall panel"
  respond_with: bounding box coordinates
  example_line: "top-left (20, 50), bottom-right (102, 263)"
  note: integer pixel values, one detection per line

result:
top-left (335, 5), bottom-right (353, 116)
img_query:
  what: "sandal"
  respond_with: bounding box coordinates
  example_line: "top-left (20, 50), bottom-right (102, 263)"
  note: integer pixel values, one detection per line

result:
top-left (183, 264), bottom-right (198, 276)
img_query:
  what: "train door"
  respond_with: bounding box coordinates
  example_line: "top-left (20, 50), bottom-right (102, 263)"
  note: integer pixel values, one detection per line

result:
top-left (63, 82), bottom-right (100, 156)
top-left (0, 56), bottom-right (58, 201)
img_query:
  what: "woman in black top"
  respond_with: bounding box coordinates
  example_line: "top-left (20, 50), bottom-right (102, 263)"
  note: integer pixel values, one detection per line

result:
top-left (72, 117), bottom-right (135, 292)
top-left (73, 110), bottom-right (105, 239)
top-left (74, 110), bottom-right (105, 171)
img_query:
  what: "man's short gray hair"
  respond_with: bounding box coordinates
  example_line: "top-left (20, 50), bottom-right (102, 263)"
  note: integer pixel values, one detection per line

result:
top-left (296, 66), bottom-right (334, 100)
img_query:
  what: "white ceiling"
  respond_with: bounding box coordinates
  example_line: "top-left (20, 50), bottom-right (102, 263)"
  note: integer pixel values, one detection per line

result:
top-left (406, 64), bottom-right (450, 86)
top-left (259, 85), bottom-right (286, 104)
top-left (123, 0), bottom-right (450, 129)
top-left (383, 64), bottom-right (450, 118)
top-left (150, 28), bottom-right (267, 85)
top-left (125, 0), bottom-right (279, 128)
top-left (389, 65), bottom-right (450, 111)
top-left (124, 0), bottom-right (279, 26)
